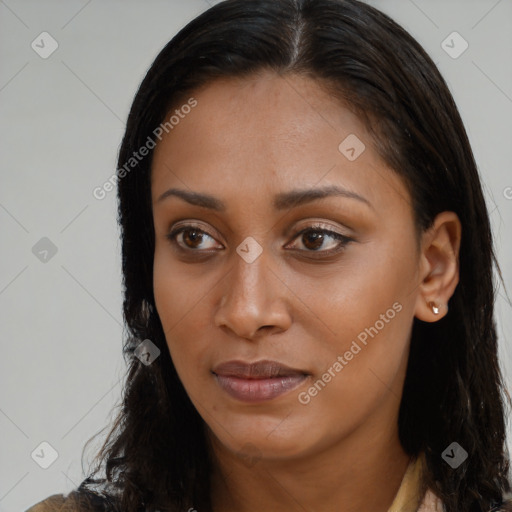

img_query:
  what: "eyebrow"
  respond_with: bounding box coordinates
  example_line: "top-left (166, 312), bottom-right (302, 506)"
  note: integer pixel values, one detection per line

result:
top-left (156, 185), bottom-right (373, 211)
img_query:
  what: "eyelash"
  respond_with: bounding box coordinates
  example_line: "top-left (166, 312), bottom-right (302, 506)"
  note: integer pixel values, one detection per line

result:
top-left (166, 223), bottom-right (353, 257)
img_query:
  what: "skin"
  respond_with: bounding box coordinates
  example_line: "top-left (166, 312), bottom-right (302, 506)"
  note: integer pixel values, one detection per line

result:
top-left (151, 71), bottom-right (461, 512)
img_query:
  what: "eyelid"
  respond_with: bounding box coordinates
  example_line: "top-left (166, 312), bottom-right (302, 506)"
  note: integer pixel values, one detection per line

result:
top-left (291, 220), bottom-right (349, 235)
top-left (168, 221), bottom-right (221, 240)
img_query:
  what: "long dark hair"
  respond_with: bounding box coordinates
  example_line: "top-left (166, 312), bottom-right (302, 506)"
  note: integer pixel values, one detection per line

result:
top-left (78, 0), bottom-right (512, 510)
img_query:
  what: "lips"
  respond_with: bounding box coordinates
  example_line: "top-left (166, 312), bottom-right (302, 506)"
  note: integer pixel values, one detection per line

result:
top-left (212, 359), bottom-right (309, 402)
top-left (212, 359), bottom-right (307, 379)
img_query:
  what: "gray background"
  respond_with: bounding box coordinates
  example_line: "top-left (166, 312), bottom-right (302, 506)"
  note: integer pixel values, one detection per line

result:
top-left (1, 1), bottom-right (511, 510)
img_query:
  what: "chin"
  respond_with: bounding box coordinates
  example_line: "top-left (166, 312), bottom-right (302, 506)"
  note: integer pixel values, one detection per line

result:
top-left (209, 413), bottom-right (320, 461)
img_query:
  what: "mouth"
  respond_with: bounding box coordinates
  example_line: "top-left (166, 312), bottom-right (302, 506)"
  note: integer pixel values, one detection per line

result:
top-left (212, 359), bottom-right (310, 402)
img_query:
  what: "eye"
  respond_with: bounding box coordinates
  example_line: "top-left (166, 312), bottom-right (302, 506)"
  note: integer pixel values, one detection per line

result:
top-left (166, 222), bottom-right (353, 256)
top-left (286, 225), bottom-right (353, 255)
top-left (166, 224), bottom-right (223, 252)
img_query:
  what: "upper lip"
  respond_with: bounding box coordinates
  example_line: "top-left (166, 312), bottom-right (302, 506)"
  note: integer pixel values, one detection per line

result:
top-left (212, 359), bottom-right (308, 379)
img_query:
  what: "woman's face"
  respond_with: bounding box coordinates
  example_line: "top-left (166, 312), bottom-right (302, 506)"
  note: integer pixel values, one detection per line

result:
top-left (151, 71), bottom-right (423, 462)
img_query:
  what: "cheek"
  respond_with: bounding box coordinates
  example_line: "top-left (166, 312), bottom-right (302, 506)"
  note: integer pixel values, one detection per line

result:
top-left (307, 235), bottom-right (415, 341)
top-left (297, 298), bottom-right (412, 434)
top-left (152, 252), bottom-right (210, 377)
top-left (301, 236), bottom-right (416, 389)
top-left (153, 243), bottom-right (215, 329)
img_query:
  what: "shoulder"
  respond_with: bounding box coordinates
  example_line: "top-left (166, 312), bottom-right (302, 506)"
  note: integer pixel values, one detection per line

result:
top-left (25, 489), bottom-right (114, 512)
top-left (26, 493), bottom-right (67, 511)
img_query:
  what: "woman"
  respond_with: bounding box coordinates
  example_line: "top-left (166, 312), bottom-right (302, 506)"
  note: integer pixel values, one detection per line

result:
top-left (26, 0), bottom-right (512, 510)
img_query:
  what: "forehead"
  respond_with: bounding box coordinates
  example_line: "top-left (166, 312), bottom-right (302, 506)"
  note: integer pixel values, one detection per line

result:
top-left (151, 71), bottom-right (410, 216)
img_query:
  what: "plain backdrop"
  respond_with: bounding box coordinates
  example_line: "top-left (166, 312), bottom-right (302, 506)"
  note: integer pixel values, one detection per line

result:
top-left (1, 1), bottom-right (511, 510)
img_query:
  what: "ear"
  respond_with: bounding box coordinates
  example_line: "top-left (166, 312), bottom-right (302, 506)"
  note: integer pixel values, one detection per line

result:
top-left (414, 211), bottom-right (462, 322)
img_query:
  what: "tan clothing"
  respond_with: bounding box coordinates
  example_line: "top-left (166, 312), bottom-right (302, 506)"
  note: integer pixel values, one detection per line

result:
top-left (26, 453), bottom-right (443, 511)
top-left (388, 452), bottom-right (444, 511)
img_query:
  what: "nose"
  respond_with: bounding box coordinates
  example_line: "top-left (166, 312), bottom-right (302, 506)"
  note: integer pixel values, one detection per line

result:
top-left (213, 249), bottom-right (292, 341)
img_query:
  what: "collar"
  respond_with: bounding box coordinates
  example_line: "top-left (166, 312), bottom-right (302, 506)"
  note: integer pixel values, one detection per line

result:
top-left (387, 452), bottom-right (444, 512)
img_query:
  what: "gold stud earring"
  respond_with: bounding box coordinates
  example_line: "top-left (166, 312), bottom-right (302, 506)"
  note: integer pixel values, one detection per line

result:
top-left (427, 301), bottom-right (440, 315)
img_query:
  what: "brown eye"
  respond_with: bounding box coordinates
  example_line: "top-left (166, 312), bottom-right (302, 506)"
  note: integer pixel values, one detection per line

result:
top-left (302, 231), bottom-right (325, 250)
top-left (287, 227), bottom-right (353, 254)
top-left (181, 229), bottom-right (206, 249)
top-left (166, 226), bottom-right (222, 251)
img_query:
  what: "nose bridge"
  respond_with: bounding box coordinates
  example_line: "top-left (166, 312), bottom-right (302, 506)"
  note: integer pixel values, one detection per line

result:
top-left (224, 248), bottom-right (271, 315)
top-left (215, 244), bottom-right (291, 338)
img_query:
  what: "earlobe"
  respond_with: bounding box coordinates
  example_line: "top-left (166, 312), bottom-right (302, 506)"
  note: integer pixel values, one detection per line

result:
top-left (414, 211), bottom-right (461, 323)
top-left (415, 296), bottom-right (450, 323)
top-left (427, 301), bottom-right (440, 315)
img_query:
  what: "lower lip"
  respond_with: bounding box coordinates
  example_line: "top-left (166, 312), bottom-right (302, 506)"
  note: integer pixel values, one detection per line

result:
top-left (213, 374), bottom-right (308, 402)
